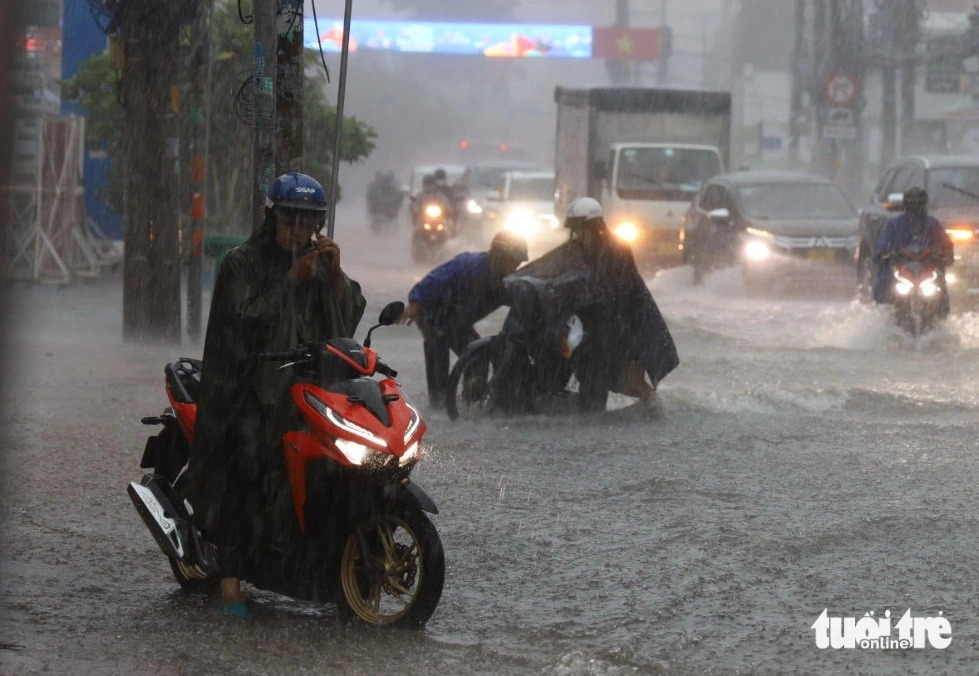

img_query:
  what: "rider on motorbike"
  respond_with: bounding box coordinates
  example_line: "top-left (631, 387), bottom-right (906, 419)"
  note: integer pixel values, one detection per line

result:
top-left (500, 197), bottom-right (679, 412)
top-left (873, 187), bottom-right (954, 316)
top-left (182, 172), bottom-right (366, 618)
top-left (366, 170), bottom-right (403, 226)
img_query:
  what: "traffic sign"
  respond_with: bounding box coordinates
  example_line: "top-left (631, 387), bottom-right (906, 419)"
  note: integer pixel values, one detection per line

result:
top-left (823, 72), bottom-right (859, 107)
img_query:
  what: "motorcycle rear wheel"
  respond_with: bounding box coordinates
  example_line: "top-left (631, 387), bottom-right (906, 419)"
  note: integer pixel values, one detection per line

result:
top-left (338, 511), bottom-right (444, 626)
top-left (445, 342), bottom-right (499, 421)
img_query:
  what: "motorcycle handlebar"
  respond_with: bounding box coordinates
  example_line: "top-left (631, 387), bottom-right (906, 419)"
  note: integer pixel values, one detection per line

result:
top-left (258, 350), bottom-right (301, 361)
top-left (376, 362), bottom-right (398, 378)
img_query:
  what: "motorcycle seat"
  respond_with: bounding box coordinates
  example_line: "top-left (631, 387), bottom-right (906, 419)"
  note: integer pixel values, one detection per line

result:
top-left (165, 358), bottom-right (202, 404)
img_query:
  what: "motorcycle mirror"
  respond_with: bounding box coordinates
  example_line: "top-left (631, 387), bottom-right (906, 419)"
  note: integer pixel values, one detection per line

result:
top-left (378, 301), bottom-right (405, 326)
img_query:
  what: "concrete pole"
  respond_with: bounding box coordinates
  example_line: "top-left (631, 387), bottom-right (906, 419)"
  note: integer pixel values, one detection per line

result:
top-left (274, 0), bottom-right (304, 176)
top-left (252, 0), bottom-right (277, 231)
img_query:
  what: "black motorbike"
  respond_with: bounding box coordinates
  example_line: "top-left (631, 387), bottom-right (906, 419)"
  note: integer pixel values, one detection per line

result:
top-left (410, 193), bottom-right (456, 263)
top-left (444, 271), bottom-right (612, 419)
top-left (366, 172), bottom-right (404, 233)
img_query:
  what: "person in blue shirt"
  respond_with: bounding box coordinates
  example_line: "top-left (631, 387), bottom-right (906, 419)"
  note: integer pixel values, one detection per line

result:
top-left (401, 231), bottom-right (528, 407)
top-left (873, 187), bottom-right (953, 315)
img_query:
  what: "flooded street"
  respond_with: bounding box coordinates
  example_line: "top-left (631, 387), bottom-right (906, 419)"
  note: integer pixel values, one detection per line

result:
top-left (2, 212), bottom-right (979, 674)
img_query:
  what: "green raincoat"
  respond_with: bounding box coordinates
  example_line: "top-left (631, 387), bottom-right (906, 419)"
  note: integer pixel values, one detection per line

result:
top-left (183, 220), bottom-right (366, 548)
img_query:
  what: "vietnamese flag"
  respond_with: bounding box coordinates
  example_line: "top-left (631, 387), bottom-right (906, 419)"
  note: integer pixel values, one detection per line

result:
top-left (592, 27), bottom-right (661, 60)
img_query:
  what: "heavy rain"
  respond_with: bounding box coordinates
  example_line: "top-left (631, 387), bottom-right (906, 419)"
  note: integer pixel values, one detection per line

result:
top-left (2, 0), bottom-right (979, 674)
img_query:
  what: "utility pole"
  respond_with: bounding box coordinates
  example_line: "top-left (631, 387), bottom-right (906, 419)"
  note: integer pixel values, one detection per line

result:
top-left (185, 0), bottom-right (211, 341)
top-left (607, 0), bottom-right (630, 85)
top-left (657, 0), bottom-right (669, 86)
top-left (120, 0), bottom-right (184, 342)
top-left (252, 0), bottom-right (277, 231)
top-left (898, 1), bottom-right (920, 154)
top-left (275, 0), bottom-right (304, 176)
top-left (789, 0), bottom-right (806, 165)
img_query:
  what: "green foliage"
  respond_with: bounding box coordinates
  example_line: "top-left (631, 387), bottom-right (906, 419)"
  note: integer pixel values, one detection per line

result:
top-left (62, 0), bottom-right (377, 234)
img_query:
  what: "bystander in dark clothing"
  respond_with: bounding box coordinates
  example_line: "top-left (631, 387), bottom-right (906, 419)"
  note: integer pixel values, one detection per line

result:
top-left (402, 232), bottom-right (528, 407)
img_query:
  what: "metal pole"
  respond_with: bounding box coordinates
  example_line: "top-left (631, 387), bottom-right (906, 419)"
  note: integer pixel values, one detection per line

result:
top-left (326, 0), bottom-right (354, 240)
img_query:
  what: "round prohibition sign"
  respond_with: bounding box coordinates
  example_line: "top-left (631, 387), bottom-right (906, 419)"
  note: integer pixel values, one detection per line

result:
top-left (824, 72), bottom-right (859, 107)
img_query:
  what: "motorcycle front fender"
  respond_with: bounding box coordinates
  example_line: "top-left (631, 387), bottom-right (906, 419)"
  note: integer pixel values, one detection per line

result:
top-left (382, 480), bottom-right (439, 515)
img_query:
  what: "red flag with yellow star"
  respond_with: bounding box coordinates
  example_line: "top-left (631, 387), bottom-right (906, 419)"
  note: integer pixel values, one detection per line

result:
top-left (592, 27), bottom-right (661, 60)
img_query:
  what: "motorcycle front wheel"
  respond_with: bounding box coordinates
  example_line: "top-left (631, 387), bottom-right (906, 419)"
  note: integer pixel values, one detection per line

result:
top-left (445, 342), bottom-right (499, 421)
top-left (338, 511), bottom-right (445, 626)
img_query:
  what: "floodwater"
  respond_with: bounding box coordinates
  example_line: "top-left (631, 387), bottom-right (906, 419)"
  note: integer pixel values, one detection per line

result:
top-left (2, 207), bottom-right (978, 674)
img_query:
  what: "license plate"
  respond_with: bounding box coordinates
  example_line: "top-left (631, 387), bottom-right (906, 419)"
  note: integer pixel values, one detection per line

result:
top-left (807, 248), bottom-right (836, 262)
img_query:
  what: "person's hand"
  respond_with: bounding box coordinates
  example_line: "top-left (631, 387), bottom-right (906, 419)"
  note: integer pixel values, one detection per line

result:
top-left (313, 234), bottom-right (342, 279)
top-left (399, 301), bottom-right (420, 325)
top-left (287, 245), bottom-right (322, 284)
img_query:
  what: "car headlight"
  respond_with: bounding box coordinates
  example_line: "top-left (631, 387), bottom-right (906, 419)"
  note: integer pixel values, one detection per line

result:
top-left (947, 227), bottom-right (974, 242)
top-left (743, 240), bottom-right (770, 261)
top-left (424, 204), bottom-right (443, 218)
top-left (466, 199), bottom-right (483, 215)
top-left (613, 221), bottom-right (639, 243)
top-left (505, 209), bottom-right (538, 236)
top-left (946, 272), bottom-right (957, 284)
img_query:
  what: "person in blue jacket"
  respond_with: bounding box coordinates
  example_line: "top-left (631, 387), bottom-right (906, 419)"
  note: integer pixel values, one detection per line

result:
top-left (401, 231), bottom-right (528, 407)
top-left (873, 187), bottom-right (953, 315)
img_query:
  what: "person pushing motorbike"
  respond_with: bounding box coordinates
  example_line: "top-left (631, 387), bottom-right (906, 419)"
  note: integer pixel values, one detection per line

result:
top-left (182, 172), bottom-right (366, 619)
top-left (504, 197), bottom-right (679, 412)
top-left (873, 186), bottom-right (953, 316)
top-left (400, 231), bottom-right (529, 408)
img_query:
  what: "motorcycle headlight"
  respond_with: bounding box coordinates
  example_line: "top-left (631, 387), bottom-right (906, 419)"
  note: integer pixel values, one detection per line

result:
top-left (613, 221), bottom-right (640, 243)
top-left (505, 209), bottom-right (538, 236)
top-left (403, 402), bottom-right (421, 444)
top-left (466, 199), bottom-right (483, 215)
top-left (920, 281), bottom-right (938, 297)
top-left (893, 269), bottom-right (914, 296)
top-left (335, 438), bottom-right (385, 466)
top-left (399, 441), bottom-right (422, 466)
top-left (743, 240), bottom-right (770, 261)
top-left (303, 391), bottom-right (387, 449)
top-left (425, 204), bottom-right (443, 218)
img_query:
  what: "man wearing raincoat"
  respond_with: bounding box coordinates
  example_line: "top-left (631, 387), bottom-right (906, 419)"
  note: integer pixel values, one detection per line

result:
top-left (183, 173), bottom-right (366, 618)
top-left (503, 197), bottom-right (679, 412)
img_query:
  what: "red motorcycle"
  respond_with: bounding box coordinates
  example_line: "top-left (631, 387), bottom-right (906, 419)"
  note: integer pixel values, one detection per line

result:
top-left (128, 301), bottom-right (445, 626)
top-left (890, 245), bottom-right (946, 337)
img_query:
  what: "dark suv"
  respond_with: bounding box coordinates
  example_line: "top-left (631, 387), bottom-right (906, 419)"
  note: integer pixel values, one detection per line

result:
top-left (856, 155), bottom-right (979, 303)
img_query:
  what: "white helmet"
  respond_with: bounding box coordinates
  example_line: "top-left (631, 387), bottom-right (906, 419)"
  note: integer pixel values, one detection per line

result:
top-left (565, 197), bottom-right (603, 228)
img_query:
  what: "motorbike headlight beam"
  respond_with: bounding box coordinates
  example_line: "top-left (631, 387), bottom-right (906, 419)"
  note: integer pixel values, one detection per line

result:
top-left (466, 199), bottom-right (483, 215)
top-left (424, 204), bottom-right (443, 218)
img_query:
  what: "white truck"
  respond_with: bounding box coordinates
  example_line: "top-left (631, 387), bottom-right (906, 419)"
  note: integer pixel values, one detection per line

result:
top-left (554, 86), bottom-right (732, 266)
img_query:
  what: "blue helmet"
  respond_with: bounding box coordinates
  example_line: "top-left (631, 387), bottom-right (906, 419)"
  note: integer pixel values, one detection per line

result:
top-left (265, 172), bottom-right (328, 212)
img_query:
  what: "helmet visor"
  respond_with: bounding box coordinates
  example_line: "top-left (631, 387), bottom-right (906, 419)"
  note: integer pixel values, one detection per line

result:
top-left (274, 206), bottom-right (325, 231)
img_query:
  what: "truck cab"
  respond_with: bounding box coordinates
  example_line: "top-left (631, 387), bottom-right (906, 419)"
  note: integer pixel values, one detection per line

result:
top-left (598, 143), bottom-right (724, 265)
